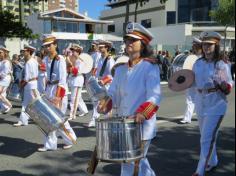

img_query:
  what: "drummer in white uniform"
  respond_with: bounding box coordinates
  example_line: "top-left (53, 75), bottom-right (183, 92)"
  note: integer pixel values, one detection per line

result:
top-left (67, 43), bottom-right (88, 120)
top-left (0, 46), bottom-right (12, 113)
top-left (38, 35), bottom-right (77, 152)
top-left (13, 45), bottom-right (39, 127)
top-left (90, 41), bottom-right (101, 76)
top-left (180, 37), bottom-right (202, 124)
top-left (88, 40), bottom-right (115, 127)
top-left (192, 31), bottom-right (234, 176)
top-left (98, 22), bottom-right (161, 176)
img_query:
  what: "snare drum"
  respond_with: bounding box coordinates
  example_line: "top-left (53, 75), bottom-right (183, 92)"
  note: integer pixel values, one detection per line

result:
top-left (96, 118), bottom-right (143, 163)
top-left (25, 95), bottom-right (67, 136)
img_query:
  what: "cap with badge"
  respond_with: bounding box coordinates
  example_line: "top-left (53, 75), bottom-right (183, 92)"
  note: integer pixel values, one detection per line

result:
top-left (200, 31), bottom-right (222, 44)
top-left (192, 37), bottom-right (202, 45)
top-left (0, 45), bottom-right (10, 53)
top-left (42, 34), bottom-right (57, 46)
top-left (97, 39), bottom-right (113, 48)
top-left (70, 43), bottom-right (83, 52)
top-left (125, 22), bottom-right (154, 44)
top-left (23, 44), bottom-right (36, 52)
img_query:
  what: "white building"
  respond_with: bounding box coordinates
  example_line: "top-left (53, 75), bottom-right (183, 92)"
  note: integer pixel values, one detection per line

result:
top-left (101, 0), bottom-right (235, 54)
top-left (27, 8), bottom-right (123, 53)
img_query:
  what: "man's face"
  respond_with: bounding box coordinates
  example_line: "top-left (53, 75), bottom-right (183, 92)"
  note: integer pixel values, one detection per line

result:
top-left (44, 43), bottom-right (57, 54)
top-left (23, 50), bottom-right (30, 58)
top-left (99, 46), bottom-right (107, 55)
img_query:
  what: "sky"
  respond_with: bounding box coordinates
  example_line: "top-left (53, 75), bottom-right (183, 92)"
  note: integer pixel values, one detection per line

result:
top-left (79, 0), bottom-right (108, 19)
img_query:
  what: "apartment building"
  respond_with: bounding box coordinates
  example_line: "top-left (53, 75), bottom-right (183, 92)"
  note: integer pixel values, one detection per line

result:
top-left (48, 0), bottom-right (78, 11)
top-left (101, 0), bottom-right (235, 52)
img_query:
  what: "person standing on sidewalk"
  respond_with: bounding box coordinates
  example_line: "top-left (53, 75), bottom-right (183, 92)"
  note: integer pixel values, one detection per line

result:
top-left (13, 45), bottom-right (39, 127)
top-left (180, 37), bottom-right (202, 124)
top-left (192, 31), bottom-right (234, 176)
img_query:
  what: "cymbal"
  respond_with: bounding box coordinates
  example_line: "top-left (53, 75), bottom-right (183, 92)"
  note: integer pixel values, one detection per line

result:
top-left (168, 69), bottom-right (195, 92)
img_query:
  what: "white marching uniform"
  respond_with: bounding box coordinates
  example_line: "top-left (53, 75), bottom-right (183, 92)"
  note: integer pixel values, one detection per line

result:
top-left (68, 58), bottom-right (88, 118)
top-left (18, 58), bottom-right (39, 125)
top-left (91, 56), bottom-right (115, 122)
top-left (192, 59), bottom-right (234, 176)
top-left (0, 59), bottom-right (12, 110)
top-left (182, 87), bottom-right (196, 123)
top-left (43, 55), bottom-right (77, 150)
top-left (91, 51), bottom-right (101, 71)
top-left (38, 62), bottom-right (47, 95)
top-left (108, 59), bottom-right (162, 176)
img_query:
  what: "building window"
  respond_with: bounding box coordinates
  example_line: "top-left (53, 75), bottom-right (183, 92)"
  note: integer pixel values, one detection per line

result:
top-left (141, 19), bottom-right (152, 28)
top-left (108, 25), bottom-right (115, 33)
top-left (167, 11), bottom-right (176, 25)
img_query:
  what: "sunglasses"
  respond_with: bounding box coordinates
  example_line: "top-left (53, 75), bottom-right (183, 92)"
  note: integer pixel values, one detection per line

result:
top-left (124, 37), bottom-right (140, 43)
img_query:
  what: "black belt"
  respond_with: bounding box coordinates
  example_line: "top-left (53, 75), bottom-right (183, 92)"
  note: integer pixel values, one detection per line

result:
top-left (198, 88), bottom-right (219, 94)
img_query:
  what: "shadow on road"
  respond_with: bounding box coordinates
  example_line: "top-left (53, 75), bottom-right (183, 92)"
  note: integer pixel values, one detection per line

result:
top-left (0, 170), bottom-right (36, 176)
top-left (0, 136), bottom-right (39, 158)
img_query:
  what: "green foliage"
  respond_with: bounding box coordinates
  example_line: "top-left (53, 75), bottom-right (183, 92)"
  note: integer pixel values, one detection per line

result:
top-left (210, 0), bottom-right (235, 26)
top-left (0, 10), bottom-right (38, 39)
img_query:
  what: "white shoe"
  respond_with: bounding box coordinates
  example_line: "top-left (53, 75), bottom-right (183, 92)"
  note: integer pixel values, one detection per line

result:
top-left (88, 120), bottom-right (95, 128)
top-left (37, 147), bottom-right (56, 152)
top-left (79, 113), bottom-right (88, 117)
top-left (13, 121), bottom-right (24, 127)
top-left (180, 120), bottom-right (191, 124)
top-left (206, 164), bottom-right (218, 172)
top-left (63, 145), bottom-right (73, 150)
top-left (3, 106), bottom-right (12, 113)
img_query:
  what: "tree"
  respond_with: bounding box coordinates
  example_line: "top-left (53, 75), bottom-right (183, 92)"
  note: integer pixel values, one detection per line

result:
top-left (0, 10), bottom-right (38, 39)
top-left (210, 0), bottom-right (235, 51)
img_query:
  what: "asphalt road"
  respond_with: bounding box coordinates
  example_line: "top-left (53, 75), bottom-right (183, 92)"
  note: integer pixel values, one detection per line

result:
top-left (0, 86), bottom-right (235, 176)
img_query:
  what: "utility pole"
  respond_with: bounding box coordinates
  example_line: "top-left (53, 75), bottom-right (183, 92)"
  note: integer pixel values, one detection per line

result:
top-left (19, 0), bottom-right (25, 25)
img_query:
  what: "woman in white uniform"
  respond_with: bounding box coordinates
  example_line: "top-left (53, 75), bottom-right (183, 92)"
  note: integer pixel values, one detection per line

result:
top-left (13, 45), bottom-right (39, 127)
top-left (192, 31), bottom-right (234, 176)
top-left (98, 22), bottom-right (161, 176)
top-left (37, 35), bottom-right (77, 152)
top-left (88, 40), bottom-right (115, 127)
top-left (0, 46), bottom-right (12, 113)
top-left (67, 43), bottom-right (88, 120)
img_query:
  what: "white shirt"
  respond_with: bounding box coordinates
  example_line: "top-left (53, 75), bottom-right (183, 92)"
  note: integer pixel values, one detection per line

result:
top-left (96, 56), bottom-right (115, 79)
top-left (0, 59), bottom-right (12, 87)
top-left (91, 51), bottom-right (101, 69)
top-left (193, 59), bottom-right (234, 116)
top-left (23, 58), bottom-right (38, 90)
top-left (44, 55), bottom-right (68, 99)
top-left (108, 60), bottom-right (162, 140)
top-left (68, 58), bottom-right (85, 87)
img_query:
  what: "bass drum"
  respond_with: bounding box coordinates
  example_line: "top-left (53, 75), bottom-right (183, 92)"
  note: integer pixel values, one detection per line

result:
top-left (111, 56), bottom-right (129, 77)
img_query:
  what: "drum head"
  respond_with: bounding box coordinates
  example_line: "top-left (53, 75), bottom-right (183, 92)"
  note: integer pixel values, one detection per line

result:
top-left (168, 69), bottom-right (195, 92)
top-left (78, 53), bottom-right (93, 74)
top-left (183, 55), bottom-right (198, 70)
top-left (111, 56), bottom-right (129, 76)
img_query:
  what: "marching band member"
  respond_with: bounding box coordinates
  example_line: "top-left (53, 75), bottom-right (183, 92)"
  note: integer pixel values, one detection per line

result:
top-left (180, 37), bottom-right (202, 124)
top-left (67, 43), bottom-right (88, 120)
top-left (0, 46), bottom-right (12, 113)
top-left (13, 45), bottom-right (39, 127)
top-left (37, 48), bottom-right (48, 95)
top-left (88, 40), bottom-right (115, 128)
top-left (192, 32), bottom-right (234, 176)
top-left (98, 22), bottom-right (161, 176)
top-left (90, 41), bottom-right (101, 77)
top-left (38, 35), bottom-right (77, 152)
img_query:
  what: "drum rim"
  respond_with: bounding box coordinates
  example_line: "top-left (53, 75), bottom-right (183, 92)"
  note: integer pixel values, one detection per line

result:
top-left (96, 117), bottom-right (136, 123)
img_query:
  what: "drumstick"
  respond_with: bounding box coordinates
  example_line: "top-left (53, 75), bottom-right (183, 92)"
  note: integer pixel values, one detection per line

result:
top-left (61, 124), bottom-right (77, 144)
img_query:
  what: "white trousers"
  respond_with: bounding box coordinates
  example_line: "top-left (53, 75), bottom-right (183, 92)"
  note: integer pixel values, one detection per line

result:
top-left (43, 96), bottom-right (77, 150)
top-left (183, 89), bottom-right (195, 122)
top-left (0, 90), bottom-right (8, 110)
top-left (19, 89), bottom-right (39, 125)
top-left (196, 115), bottom-right (223, 176)
top-left (91, 100), bottom-right (100, 122)
top-left (121, 140), bottom-right (156, 176)
top-left (70, 86), bottom-right (88, 117)
top-left (0, 86), bottom-right (11, 109)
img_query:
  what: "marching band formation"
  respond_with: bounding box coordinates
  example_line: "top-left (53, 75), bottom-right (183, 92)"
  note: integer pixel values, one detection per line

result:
top-left (0, 22), bottom-right (234, 176)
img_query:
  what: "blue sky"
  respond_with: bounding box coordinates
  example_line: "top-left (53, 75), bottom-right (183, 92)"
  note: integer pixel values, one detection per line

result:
top-left (79, 0), bottom-right (108, 19)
